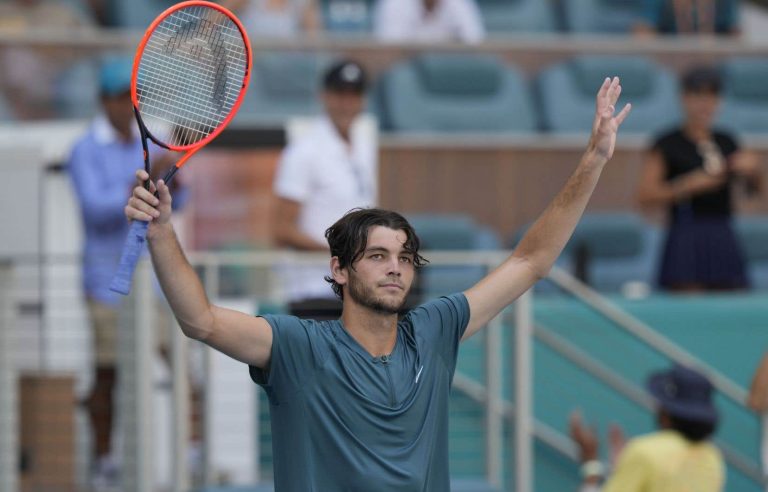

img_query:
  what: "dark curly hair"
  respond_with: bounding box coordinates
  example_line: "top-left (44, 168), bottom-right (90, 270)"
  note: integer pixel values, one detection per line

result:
top-left (324, 208), bottom-right (428, 300)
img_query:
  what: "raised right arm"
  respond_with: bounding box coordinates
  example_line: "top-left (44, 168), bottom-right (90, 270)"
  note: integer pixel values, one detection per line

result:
top-left (126, 170), bottom-right (273, 369)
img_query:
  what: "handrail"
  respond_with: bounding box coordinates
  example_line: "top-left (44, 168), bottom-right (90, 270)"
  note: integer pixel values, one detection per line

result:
top-left (547, 267), bottom-right (751, 409)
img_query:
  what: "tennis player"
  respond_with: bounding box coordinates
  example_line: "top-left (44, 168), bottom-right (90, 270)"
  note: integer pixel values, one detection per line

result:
top-left (124, 77), bottom-right (630, 490)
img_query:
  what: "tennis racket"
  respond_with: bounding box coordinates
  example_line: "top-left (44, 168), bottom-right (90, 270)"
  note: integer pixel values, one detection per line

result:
top-left (109, 0), bottom-right (251, 295)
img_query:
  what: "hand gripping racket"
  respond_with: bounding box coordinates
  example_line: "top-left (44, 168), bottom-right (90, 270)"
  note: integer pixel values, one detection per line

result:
top-left (109, 0), bottom-right (251, 295)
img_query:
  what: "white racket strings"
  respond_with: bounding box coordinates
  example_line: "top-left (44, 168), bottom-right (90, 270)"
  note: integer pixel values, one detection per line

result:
top-left (136, 5), bottom-right (248, 147)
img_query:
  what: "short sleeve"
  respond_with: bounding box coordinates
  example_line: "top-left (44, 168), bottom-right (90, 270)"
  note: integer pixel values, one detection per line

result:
top-left (602, 440), bottom-right (651, 492)
top-left (716, 131), bottom-right (739, 157)
top-left (249, 314), bottom-right (324, 402)
top-left (454, 0), bottom-right (485, 43)
top-left (405, 294), bottom-right (470, 370)
top-left (273, 144), bottom-right (312, 202)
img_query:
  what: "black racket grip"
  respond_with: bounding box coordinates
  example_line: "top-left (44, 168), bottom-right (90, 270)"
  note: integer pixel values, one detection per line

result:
top-left (109, 220), bottom-right (150, 295)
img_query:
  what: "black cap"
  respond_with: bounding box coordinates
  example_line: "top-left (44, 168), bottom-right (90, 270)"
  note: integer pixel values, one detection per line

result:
top-left (323, 60), bottom-right (367, 93)
top-left (682, 66), bottom-right (722, 94)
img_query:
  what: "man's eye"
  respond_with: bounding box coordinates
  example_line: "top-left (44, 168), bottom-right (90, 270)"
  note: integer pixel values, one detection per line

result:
top-left (371, 254), bottom-right (383, 260)
top-left (400, 256), bottom-right (413, 263)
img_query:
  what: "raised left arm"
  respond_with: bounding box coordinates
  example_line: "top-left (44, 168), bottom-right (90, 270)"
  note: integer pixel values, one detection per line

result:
top-left (462, 77), bottom-right (631, 340)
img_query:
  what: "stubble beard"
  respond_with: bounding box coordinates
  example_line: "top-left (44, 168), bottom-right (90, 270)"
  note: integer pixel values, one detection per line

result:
top-left (347, 274), bottom-right (408, 315)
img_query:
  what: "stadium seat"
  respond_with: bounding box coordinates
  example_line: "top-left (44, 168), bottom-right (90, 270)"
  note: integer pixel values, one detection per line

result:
top-left (406, 213), bottom-right (501, 297)
top-left (566, 212), bottom-right (661, 291)
top-left (321, 0), bottom-right (375, 33)
top-left (234, 52), bottom-right (327, 126)
top-left (716, 58), bottom-right (768, 135)
top-left (376, 54), bottom-right (537, 133)
top-left (561, 0), bottom-right (645, 33)
top-left (108, 0), bottom-right (176, 28)
top-left (512, 213), bottom-right (661, 292)
top-left (537, 55), bottom-right (681, 135)
top-left (735, 216), bottom-right (768, 290)
top-left (476, 0), bottom-right (556, 33)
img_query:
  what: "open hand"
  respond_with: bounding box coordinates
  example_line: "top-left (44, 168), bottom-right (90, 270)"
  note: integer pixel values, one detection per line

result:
top-left (588, 77), bottom-right (632, 161)
top-left (569, 411), bottom-right (599, 462)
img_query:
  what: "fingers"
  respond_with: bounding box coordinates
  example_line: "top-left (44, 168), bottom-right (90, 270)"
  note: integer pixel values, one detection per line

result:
top-left (156, 179), bottom-right (173, 207)
top-left (597, 77), bottom-right (611, 100)
top-left (615, 103), bottom-right (632, 126)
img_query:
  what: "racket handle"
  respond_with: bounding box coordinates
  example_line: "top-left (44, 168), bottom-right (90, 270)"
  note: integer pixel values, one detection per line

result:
top-left (109, 220), bottom-right (150, 295)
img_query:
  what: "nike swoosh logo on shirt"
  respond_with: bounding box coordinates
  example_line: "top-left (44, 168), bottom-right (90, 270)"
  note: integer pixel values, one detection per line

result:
top-left (415, 365), bottom-right (424, 384)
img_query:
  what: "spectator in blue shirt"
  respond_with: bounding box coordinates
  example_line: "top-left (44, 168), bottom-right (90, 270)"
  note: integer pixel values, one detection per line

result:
top-left (68, 56), bottom-right (187, 489)
top-left (634, 0), bottom-right (740, 36)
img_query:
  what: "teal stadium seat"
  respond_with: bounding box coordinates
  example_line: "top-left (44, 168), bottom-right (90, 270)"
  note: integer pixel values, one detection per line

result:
top-left (476, 0), bottom-right (556, 33)
top-left (109, 0), bottom-right (176, 27)
top-left (321, 0), bottom-right (375, 32)
top-left (234, 52), bottom-right (327, 126)
top-left (717, 58), bottom-right (768, 135)
top-left (562, 0), bottom-right (645, 33)
top-left (510, 213), bottom-right (661, 292)
top-left (566, 212), bottom-right (661, 291)
top-left (406, 214), bottom-right (501, 298)
top-left (735, 216), bottom-right (768, 290)
top-left (376, 54), bottom-right (537, 133)
top-left (537, 55), bottom-right (681, 134)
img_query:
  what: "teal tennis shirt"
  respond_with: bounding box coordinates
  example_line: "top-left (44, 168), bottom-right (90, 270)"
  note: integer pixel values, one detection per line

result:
top-left (249, 294), bottom-right (470, 491)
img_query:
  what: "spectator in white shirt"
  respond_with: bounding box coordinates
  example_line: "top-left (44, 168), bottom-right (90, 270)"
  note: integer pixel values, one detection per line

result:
top-left (373, 0), bottom-right (485, 43)
top-left (272, 60), bottom-right (377, 319)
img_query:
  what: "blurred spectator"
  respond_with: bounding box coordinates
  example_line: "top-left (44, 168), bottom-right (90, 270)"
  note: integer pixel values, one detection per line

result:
top-left (570, 365), bottom-right (724, 492)
top-left (67, 57), bottom-right (188, 489)
top-left (633, 0), bottom-right (740, 36)
top-left (748, 351), bottom-right (768, 477)
top-left (373, 0), bottom-right (485, 43)
top-left (221, 0), bottom-right (321, 38)
top-left (0, 0), bottom-right (94, 119)
top-left (636, 66), bottom-right (762, 292)
top-left (272, 59), bottom-right (376, 319)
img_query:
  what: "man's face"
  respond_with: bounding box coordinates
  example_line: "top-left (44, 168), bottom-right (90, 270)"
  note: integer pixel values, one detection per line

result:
top-left (682, 90), bottom-right (721, 128)
top-left (322, 89), bottom-right (365, 136)
top-left (342, 226), bottom-right (416, 315)
top-left (102, 91), bottom-right (134, 136)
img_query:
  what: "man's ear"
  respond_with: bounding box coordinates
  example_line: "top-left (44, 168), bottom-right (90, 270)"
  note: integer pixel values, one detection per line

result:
top-left (330, 257), bottom-right (348, 286)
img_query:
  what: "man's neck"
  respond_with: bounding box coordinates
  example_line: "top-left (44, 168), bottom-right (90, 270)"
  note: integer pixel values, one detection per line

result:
top-left (340, 302), bottom-right (398, 357)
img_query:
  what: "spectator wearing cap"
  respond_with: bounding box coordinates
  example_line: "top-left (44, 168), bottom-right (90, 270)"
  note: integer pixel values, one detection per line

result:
top-left (373, 0), bottom-right (485, 44)
top-left (636, 65), bottom-right (762, 292)
top-left (570, 365), bottom-right (725, 492)
top-left (67, 57), bottom-right (189, 490)
top-left (271, 59), bottom-right (377, 319)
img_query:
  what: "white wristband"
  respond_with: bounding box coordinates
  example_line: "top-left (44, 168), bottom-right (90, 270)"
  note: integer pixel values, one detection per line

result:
top-left (580, 459), bottom-right (606, 479)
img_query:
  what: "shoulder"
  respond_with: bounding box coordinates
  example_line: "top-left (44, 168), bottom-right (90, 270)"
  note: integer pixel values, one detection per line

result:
top-left (281, 120), bottom-right (331, 159)
top-left (404, 294), bottom-right (469, 320)
top-left (401, 293), bottom-right (470, 334)
top-left (67, 132), bottom-right (99, 166)
top-left (652, 128), bottom-right (684, 148)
